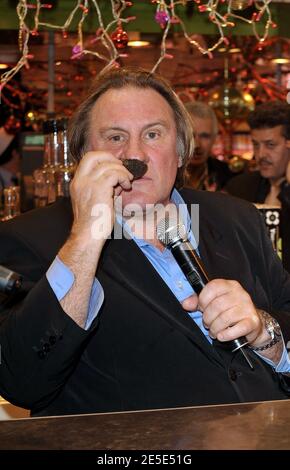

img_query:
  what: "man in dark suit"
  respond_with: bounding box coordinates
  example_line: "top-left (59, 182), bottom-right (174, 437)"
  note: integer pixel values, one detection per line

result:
top-left (183, 101), bottom-right (233, 191)
top-left (1, 68), bottom-right (290, 417)
top-left (225, 102), bottom-right (290, 273)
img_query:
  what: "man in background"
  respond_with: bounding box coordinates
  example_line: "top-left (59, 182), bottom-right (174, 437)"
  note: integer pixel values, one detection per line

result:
top-left (183, 101), bottom-right (233, 191)
top-left (225, 101), bottom-right (290, 272)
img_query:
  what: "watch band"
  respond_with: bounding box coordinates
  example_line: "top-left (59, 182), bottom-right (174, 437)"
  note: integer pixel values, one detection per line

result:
top-left (251, 335), bottom-right (282, 352)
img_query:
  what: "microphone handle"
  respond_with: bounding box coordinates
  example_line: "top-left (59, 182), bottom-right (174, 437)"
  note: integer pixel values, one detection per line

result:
top-left (170, 240), bottom-right (254, 368)
top-left (0, 265), bottom-right (22, 294)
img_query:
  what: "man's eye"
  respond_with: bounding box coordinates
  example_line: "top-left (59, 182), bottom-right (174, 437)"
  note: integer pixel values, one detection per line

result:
top-left (199, 134), bottom-right (211, 139)
top-left (109, 135), bottom-right (124, 142)
top-left (146, 131), bottom-right (159, 139)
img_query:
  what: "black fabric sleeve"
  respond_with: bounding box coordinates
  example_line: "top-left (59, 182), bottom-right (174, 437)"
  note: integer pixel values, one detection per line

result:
top-left (0, 222), bottom-right (98, 411)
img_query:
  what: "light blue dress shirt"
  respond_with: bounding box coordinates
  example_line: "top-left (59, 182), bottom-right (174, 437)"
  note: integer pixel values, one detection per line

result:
top-left (46, 258), bottom-right (104, 330)
top-left (46, 189), bottom-right (290, 372)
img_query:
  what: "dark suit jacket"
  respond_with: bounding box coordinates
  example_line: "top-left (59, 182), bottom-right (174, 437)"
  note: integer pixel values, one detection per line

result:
top-left (183, 156), bottom-right (234, 191)
top-left (225, 171), bottom-right (290, 274)
top-left (225, 171), bottom-right (270, 204)
top-left (1, 189), bottom-right (290, 416)
top-left (207, 156), bottom-right (234, 190)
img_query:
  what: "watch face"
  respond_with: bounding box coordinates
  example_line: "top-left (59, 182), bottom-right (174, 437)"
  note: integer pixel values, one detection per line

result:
top-left (268, 317), bottom-right (281, 337)
top-left (262, 312), bottom-right (281, 338)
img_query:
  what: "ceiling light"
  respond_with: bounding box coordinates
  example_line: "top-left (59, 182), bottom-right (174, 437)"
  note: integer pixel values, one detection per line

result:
top-left (271, 58), bottom-right (290, 64)
top-left (127, 31), bottom-right (151, 48)
top-left (127, 40), bottom-right (150, 47)
top-left (0, 63), bottom-right (9, 69)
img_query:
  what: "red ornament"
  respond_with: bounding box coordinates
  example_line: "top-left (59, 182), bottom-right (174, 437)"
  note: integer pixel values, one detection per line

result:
top-left (4, 115), bottom-right (22, 135)
top-left (170, 16), bottom-right (180, 24)
top-left (111, 26), bottom-right (129, 49)
top-left (155, 10), bottom-right (170, 28)
top-left (79, 4), bottom-right (89, 13)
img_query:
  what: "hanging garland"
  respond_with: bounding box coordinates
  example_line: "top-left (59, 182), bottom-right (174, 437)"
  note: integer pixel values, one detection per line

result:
top-left (0, 0), bottom-right (277, 92)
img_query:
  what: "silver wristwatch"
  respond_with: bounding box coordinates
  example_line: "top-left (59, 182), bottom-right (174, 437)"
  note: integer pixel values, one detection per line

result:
top-left (252, 311), bottom-right (282, 352)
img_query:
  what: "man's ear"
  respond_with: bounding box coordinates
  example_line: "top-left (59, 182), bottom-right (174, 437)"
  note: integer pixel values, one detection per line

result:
top-left (178, 155), bottom-right (183, 168)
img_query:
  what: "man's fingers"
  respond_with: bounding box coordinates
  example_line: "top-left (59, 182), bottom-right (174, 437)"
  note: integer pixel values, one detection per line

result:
top-left (181, 294), bottom-right (199, 312)
top-left (198, 279), bottom-right (241, 311)
top-left (72, 163), bottom-right (133, 194)
top-left (216, 318), bottom-right (253, 342)
top-left (75, 151), bottom-right (123, 178)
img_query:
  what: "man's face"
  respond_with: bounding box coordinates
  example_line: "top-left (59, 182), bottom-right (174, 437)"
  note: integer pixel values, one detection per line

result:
top-left (251, 125), bottom-right (290, 184)
top-left (89, 86), bottom-right (180, 210)
top-left (189, 116), bottom-right (216, 165)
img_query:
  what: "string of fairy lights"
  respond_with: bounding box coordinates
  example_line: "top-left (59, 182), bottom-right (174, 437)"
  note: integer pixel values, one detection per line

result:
top-left (0, 0), bottom-right (277, 92)
top-left (151, 0), bottom-right (275, 70)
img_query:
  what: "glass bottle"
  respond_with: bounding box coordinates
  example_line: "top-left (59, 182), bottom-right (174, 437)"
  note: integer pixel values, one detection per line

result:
top-left (44, 119), bottom-right (60, 204)
top-left (55, 118), bottom-right (75, 198)
top-left (33, 119), bottom-right (60, 207)
top-left (1, 186), bottom-right (20, 221)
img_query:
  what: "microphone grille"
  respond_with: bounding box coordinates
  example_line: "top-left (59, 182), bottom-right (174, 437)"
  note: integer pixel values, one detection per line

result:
top-left (157, 216), bottom-right (187, 247)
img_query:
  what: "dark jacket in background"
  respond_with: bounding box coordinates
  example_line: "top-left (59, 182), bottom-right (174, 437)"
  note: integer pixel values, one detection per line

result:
top-left (184, 157), bottom-right (235, 191)
top-left (207, 156), bottom-right (235, 190)
top-left (225, 171), bottom-right (290, 274)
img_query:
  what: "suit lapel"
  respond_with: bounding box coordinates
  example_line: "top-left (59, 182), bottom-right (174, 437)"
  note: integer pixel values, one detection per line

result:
top-left (195, 200), bottom-right (256, 295)
top-left (100, 228), bottom-right (223, 367)
top-left (197, 209), bottom-right (235, 282)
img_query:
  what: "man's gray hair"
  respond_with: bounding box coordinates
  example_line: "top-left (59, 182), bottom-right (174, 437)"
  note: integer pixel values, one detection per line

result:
top-left (68, 67), bottom-right (195, 171)
top-left (185, 101), bottom-right (219, 137)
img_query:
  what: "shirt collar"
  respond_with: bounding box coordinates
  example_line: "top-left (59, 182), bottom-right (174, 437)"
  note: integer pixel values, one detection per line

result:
top-left (116, 188), bottom-right (192, 248)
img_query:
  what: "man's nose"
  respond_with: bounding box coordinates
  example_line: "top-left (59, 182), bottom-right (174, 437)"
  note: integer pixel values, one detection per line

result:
top-left (255, 145), bottom-right (265, 160)
top-left (123, 139), bottom-right (148, 162)
top-left (194, 134), bottom-right (201, 148)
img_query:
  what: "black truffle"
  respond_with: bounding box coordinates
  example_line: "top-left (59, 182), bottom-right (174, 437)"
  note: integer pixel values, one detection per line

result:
top-left (122, 159), bottom-right (148, 179)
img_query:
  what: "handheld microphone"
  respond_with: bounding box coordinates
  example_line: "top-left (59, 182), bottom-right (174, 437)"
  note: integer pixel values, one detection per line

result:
top-left (157, 218), bottom-right (254, 370)
top-left (0, 265), bottom-right (22, 294)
